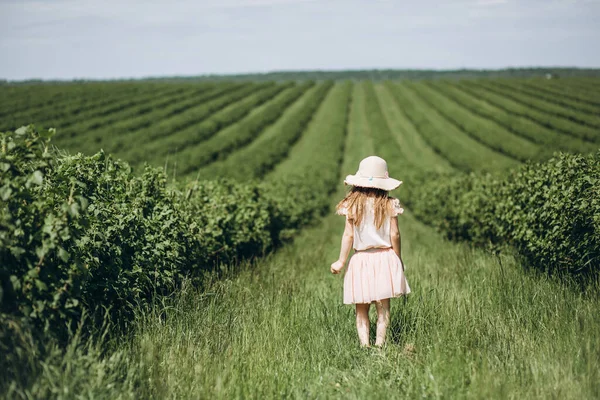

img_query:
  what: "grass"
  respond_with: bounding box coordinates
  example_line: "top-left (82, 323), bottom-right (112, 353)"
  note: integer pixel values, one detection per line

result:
top-left (5, 80), bottom-right (600, 399)
top-left (7, 209), bottom-right (599, 399)
top-left (373, 83), bottom-right (452, 173)
top-left (384, 82), bottom-right (518, 172)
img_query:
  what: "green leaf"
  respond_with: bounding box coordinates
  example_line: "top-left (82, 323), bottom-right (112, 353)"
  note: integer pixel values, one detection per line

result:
top-left (39, 128), bottom-right (56, 139)
top-left (27, 268), bottom-right (39, 278)
top-left (15, 126), bottom-right (28, 135)
top-left (31, 170), bottom-right (43, 185)
top-left (10, 275), bottom-right (21, 290)
top-left (68, 203), bottom-right (80, 217)
top-left (35, 279), bottom-right (48, 291)
top-left (65, 298), bottom-right (79, 309)
top-left (0, 185), bottom-right (12, 201)
top-left (58, 247), bottom-right (69, 262)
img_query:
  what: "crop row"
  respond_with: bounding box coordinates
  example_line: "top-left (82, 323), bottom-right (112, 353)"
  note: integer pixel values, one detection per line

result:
top-left (458, 81), bottom-right (600, 144)
top-left (407, 81), bottom-right (541, 162)
top-left (363, 81), bottom-right (456, 202)
top-left (265, 81), bottom-right (352, 235)
top-left (558, 78), bottom-right (600, 96)
top-left (383, 82), bottom-right (517, 172)
top-left (372, 83), bottom-right (452, 174)
top-left (360, 82), bottom-right (415, 177)
top-left (541, 77), bottom-right (600, 96)
top-left (471, 81), bottom-right (600, 142)
top-left (11, 85), bottom-right (177, 134)
top-left (492, 79), bottom-right (600, 118)
top-left (45, 85), bottom-right (193, 132)
top-left (64, 83), bottom-right (244, 153)
top-left (0, 82), bottom-right (147, 120)
top-left (104, 83), bottom-right (267, 155)
top-left (0, 86), bottom-right (80, 119)
top-left (59, 86), bottom-right (204, 143)
top-left (425, 81), bottom-right (594, 155)
top-left (123, 82), bottom-right (297, 167)
top-left (518, 79), bottom-right (600, 110)
top-left (192, 82), bottom-right (333, 180)
top-left (164, 83), bottom-right (311, 175)
top-left (267, 82), bottom-right (350, 183)
top-left (3, 84), bottom-right (174, 132)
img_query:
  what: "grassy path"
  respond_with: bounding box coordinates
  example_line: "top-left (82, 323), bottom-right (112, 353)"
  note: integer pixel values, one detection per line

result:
top-left (108, 111), bottom-right (598, 397)
top-left (80, 93), bottom-right (598, 398)
top-left (18, 200), bottom-right (600, 398)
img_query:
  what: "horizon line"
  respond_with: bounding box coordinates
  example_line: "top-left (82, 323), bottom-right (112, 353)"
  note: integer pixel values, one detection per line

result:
top-left (2, 65), bottom-right (600, 83)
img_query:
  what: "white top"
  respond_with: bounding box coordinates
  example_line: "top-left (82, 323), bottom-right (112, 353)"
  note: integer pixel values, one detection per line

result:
top-left (337, 198), bottom-right (404, 251)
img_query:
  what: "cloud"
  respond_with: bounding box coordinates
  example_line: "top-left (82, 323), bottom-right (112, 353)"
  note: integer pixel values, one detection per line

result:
top-left (0, 0), bottom-right (598, 79)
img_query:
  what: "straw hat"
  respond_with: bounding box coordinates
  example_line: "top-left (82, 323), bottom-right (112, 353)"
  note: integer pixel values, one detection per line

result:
top-left (344, 156), bottom-right (402, 191)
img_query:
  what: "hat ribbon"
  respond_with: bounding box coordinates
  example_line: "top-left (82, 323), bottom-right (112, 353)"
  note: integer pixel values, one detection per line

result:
top-left (358, 171), bottom-right (389, 179)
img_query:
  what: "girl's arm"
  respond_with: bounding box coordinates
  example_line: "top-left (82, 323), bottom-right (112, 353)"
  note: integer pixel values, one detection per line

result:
top-left (331, 217), bottom-right (354, 274)
top-left (390, 216), bottom-right (404, 269)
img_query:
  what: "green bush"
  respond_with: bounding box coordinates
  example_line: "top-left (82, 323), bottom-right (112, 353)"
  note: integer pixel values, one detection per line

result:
top-left (0, 126), bottom-right (328, 372)
top-left (408, 151), bottom-right (600, 276)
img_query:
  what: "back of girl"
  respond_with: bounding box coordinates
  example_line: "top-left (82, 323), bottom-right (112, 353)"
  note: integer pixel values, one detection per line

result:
top-left (330, 156), bottom-right (410, 348)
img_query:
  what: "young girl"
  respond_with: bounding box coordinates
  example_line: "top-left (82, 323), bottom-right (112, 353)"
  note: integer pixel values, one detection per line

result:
top-left (330, 156), bottom-right (410, 348)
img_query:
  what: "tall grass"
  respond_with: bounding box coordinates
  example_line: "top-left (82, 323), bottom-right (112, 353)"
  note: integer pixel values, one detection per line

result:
top-left (6, 210), bottom-right (599, 399)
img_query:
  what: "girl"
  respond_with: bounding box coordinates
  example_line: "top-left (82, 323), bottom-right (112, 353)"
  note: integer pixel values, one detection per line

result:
top-left (330, 156), bottom-right (410, 348)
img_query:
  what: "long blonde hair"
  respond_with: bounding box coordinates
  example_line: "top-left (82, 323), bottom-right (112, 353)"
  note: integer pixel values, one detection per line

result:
top-left (336, 186), bottom-right (394, 229)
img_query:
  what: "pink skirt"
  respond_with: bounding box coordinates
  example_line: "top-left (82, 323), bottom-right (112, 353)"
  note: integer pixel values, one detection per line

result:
top-left (343, 247), bottom-right (411, 304)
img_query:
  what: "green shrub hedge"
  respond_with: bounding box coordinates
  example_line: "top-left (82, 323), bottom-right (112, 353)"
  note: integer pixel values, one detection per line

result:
top-left (407, 151), bottom-right (600, 276)
top-left (0, 126), bottom-right (329, 371)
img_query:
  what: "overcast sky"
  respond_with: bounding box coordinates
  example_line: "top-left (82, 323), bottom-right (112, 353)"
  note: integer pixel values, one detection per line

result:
top-left (1, 0), bottom-right (599, 80)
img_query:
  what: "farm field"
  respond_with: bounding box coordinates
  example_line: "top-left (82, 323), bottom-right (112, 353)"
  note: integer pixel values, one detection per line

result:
top-left (2, 77), bottom-right (599, 175)
top-left (2, 77), bottom-right (600, 398)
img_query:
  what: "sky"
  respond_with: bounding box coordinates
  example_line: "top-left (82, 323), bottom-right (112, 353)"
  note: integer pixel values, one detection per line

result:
top-left (1, 0), bottom-right (599, 80)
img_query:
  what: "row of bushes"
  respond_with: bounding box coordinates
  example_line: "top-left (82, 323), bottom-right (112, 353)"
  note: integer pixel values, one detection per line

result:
top-left (407, 151), bottom-right (600, 276)
top-left (0, 126), bottom-right (331, 373)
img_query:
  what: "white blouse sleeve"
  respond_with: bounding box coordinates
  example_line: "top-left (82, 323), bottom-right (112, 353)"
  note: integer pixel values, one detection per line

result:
top-left (391, 198), bottom-right (404, 216)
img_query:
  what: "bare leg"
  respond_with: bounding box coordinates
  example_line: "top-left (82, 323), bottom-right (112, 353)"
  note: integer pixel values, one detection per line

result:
top-left (355, 303), bottom-right (370, 347)
top-left (374, 299), bottom-right (390, 347)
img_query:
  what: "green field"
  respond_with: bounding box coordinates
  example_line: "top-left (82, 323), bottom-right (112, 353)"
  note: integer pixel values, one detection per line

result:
top-left (2, 76), bottom-right (600, 398)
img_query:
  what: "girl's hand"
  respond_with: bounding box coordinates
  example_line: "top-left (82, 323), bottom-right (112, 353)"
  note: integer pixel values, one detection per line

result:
top-left (330, 260), bottom-right (344, 274)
